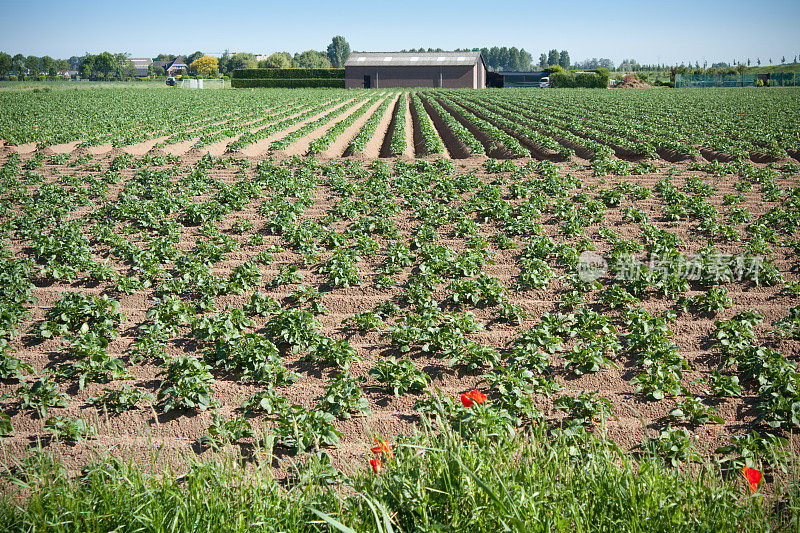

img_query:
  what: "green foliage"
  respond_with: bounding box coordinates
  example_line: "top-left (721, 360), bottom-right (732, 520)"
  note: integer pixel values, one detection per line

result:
top-left (201, 413), bottom-right (253, 450)
top-left (274, 406), bottom-right (342, 455)
top-left (89, 385), bottom-right (155, 413)
top-left (319, 372), bottom-right (370, 419)
top-left (157, 355), bottom-right (217, 413)
top-left (636, 426), bottom-right (702, 467)
top-left (14, 377), bottom-right (69, 418)
top-left (369, 357), bottom-right (429, 396)
top-left (554, 391), bottom-right (615, 426)
top-left (231, 78), bottom-right (345, 88)
top-left (305, 337), bottom-right (361, 369)
top-left (265, 308), bottom-right (321, 352)
top-left (232, 68), bottom-right (345, 79)
top-left (44, 416), bottom-right (96, 442)
top-left (37, 292), bottom-right (123, 341)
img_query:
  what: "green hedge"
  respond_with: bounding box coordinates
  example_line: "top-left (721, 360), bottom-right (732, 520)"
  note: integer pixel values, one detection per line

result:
top-left (232, 68), bottom-right (345, 79)
top-left (231, 78), bottom-right (345, 88)
top-left (550, 68), bottom-right (609, 88)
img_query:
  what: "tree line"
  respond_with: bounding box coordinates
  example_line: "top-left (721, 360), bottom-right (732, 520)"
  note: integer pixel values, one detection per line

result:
top-left (0, 36), bottom-right (352, 80)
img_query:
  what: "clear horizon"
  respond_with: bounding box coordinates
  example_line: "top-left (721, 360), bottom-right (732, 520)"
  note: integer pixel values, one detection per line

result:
top-left (2, 0), bottom-right (798, 67)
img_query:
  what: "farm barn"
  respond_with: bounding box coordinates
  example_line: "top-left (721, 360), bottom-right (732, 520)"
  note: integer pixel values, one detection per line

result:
top-left (345, 51), bottom-right (487, 89)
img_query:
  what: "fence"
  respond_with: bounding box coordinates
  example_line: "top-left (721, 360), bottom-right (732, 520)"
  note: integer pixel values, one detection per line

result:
top-left (675, 73), bottom-right (800, 88)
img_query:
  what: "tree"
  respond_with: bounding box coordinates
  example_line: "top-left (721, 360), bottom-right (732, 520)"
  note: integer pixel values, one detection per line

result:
top-left (11, 54), bottom-right (25, 78)
top-left (191, 55), bottom-right (219, 77)
top-left (78, 55), bottom-right (94, 79)
top-left (747, 58), bottom-right (750, 66)
top-left (327, 35), bottom-right (350, 68)
top-left (547, 49), bottom-right (559, 67)
top-left (153, 53), bottom-right (177, 62)
top-left (41, 56), bottom-right (56, 78)
top-left (55, 59), bottom-right (69, 75)
top-left (559, 50), bottom-right (570, 69)
top-left (0, 52), bottom-right (11, 78)
top-left (218, 50), bottom-right (231, 74)
top-left (508, 47), bottom-right (520, 70)
top-left (114, 53), bottom-right (134, 78)
top-left (518, 48), bottom-right (532, 71)
top-left (756, 57), bottom-right (760, 65)
top-left (259, 52), bottom-right (292, 69)
top-left (227, 52), bottom-right (258, 71)
top-left (94, 51), bottom-right (115, 78)
top-left (293, 50), bottom-right (331, 68)
top-left (781, 56), bottom-right (786, 64)
top-left (185, 51), bottom-right (203, 66)
top-left (24, 55), bottom-right (40, 76)
top-left (539, 53), bottom-right (548, 69)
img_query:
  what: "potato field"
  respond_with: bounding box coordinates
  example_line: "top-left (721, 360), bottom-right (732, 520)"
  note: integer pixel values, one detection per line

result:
top-left (1, 85), bottom-right (800, 530)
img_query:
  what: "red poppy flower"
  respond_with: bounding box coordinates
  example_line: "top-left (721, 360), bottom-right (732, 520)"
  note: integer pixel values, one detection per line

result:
top-left (369, 457), bottom-right (382, 473)
top-left (371, 438), bottom-right (394, 459)
top-left (460, 390), bottom-right (487, 407)
top-left (742, 466), bottom-right (761, 492)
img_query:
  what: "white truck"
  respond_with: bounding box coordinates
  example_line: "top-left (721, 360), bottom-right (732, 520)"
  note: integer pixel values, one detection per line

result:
top-left (539, 76), bottom-right (550, 88)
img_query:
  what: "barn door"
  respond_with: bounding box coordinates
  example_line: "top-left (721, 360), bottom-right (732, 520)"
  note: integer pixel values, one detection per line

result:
top-left (364, 75), bottom-right (371, 89)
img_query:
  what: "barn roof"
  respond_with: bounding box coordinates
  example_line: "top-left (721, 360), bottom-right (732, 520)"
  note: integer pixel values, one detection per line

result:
top-left (345, 51), bottom-right (483, 67)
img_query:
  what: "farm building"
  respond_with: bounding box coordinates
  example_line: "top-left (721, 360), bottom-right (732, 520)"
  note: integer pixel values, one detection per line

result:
top-left (497, 71), bottom-right (548, 87)
top-left (344, 51), bottom-right (486, 89)
top-left (130, 58), bottom-right (152, 77)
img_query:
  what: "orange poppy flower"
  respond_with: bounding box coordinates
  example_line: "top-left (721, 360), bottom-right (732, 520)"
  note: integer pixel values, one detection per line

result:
top-left (371, 438), bottom-right (395, 459)
top-left (742, 466), bottom-right (761, 492)
top-left (460, 390), bottom-right (488, 407)
top-left (370, 457), bottom-right (382, 473)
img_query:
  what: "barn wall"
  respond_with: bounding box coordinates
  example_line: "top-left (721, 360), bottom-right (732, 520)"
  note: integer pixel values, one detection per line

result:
top-left (345, 65), bottom-right (478, 89)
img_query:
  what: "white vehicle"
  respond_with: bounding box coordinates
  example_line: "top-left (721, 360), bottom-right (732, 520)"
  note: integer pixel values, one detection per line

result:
top-left (539, 76), bottom-right (550, 88)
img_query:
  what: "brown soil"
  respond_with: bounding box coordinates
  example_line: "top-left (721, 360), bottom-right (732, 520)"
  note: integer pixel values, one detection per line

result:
top-left (354, 92), bottom-right (399, 160)
top-left (1, 147), bottom-right (798, 481)
top-left (124, 136), bottom-right (170, 156)
top-left (87, 143), bottom-right (114, 156)
top-left (419, 97), bottom-right (472, 159)
top-left (7, 142), bottom-right (38, 154)
top-left (279, 97), bottom-right (374, 158)
top-left (402, 93), bottom-right (414, 159)
top-left (614, 74), bottom-right (654, 89)
top-left (239, 98), bottom-right (355, 158)
top-left (321, 94), bottom-right (389, 159)
top-left (409, 95), bottom-right (450, 159)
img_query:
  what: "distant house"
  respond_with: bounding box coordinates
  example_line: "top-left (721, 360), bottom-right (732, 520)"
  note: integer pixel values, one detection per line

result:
top-left (167, 57), bottom-right (189, 75)
top-left (131, 58), bottom-right (152, 77)
top-left (152, 57), bottom-right (190, 77)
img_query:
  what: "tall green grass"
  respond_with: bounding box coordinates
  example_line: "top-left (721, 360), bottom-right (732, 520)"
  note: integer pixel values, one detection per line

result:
top-left (1, 412), bottom-right (797, 531)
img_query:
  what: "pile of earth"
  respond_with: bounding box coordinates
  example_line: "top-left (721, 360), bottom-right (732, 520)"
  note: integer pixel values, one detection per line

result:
top-left (613, 74), bottom-right (653, 88)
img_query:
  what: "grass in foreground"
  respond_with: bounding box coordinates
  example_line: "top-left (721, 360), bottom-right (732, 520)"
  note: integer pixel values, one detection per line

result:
top-left (1, 398), bottom-right (797, 532)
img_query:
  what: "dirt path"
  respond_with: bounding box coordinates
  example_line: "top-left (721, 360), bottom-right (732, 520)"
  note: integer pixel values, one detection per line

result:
top-left (239, 98), bottom-right (355, 158)
top-left (87, 142), bottom-right (114, 156)
top-left (6, 142), bottom-right (38, 155)
top-left (360, 93), bottom-right (400, 159)
top-left (321, 95), bottom-right (389, 159)
top-left (123, 136), bottom-right (171, 156)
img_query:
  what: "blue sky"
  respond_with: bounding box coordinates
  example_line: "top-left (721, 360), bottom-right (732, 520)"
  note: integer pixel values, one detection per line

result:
top-left (2, 0), bottom-right (799, 66)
